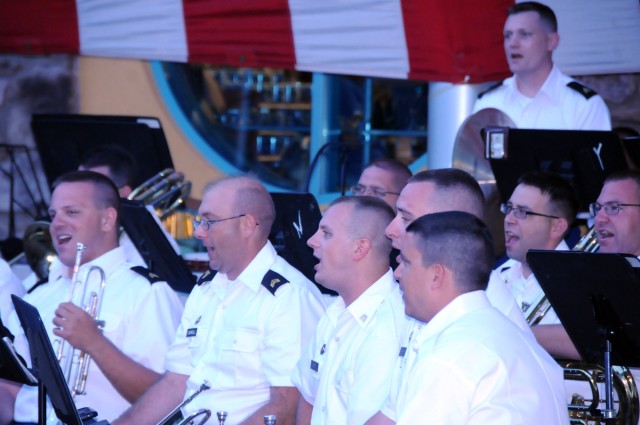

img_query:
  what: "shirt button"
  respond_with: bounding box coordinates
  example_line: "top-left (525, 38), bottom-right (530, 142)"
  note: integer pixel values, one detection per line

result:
top-left (334, 337), bottom-right (339, 342)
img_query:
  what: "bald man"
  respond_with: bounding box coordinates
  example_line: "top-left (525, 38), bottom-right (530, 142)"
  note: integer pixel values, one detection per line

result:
top-left (114, 175), bottom-right (327, 425)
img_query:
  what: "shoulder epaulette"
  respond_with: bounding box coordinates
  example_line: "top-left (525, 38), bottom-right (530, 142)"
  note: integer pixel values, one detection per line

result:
top-left (477, 80), bottom-right (504, 99)
top-left (261, 270), bottom-right (289, 296)
top-left (130, 266), bottom-right (164, 284)
top-left (26, 277), bottom-right (48, 295)
top-left (197, 269), bottom-right (217, 286)
top-left (567, 81), bottom-right (597, 99)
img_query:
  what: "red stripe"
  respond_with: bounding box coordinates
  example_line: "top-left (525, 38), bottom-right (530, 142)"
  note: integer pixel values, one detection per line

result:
top-left (0, 0), bottom-right (79, 55)
top-left (183, 0), bottom-right (296, 69)
top-left (401, 0), bottom-right (513, 83)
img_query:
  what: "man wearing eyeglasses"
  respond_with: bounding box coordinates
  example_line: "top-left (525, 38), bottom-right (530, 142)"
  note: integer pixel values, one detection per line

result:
top-left (489, 172), bottom-right (577, 349)
top-left (539, 169), bottom-right (640, 360)
top-left (114, 175), bottom-right (326, 425)
top-left (352, 159), bottom-right (412, 213)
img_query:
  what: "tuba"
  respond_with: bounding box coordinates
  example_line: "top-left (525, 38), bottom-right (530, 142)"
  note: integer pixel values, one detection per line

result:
top-left (128, 168), bottom-right (192, 219)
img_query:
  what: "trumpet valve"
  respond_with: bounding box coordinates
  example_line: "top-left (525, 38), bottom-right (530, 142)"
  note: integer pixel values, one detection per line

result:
top-left (263, 415), bottom-right (276, 425)
top-left (216, 411), bottom-right (228, 425)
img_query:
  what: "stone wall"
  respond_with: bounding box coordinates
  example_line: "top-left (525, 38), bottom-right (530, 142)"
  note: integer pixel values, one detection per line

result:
top-left (580, 72), bottom-right (640, 133)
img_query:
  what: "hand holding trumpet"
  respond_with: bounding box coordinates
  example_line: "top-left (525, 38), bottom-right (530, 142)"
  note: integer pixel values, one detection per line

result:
top-left (52, 301), bottom-right (105, 356)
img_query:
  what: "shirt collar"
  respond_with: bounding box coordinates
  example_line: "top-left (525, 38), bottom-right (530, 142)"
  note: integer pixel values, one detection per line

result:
top-left (534, 64), bottom-right (563, 105)
top-left (327, 268), bottom-right (397, 328)
top-left (500, 239), bottom-right (570, 282)
top-left (48, 246), bottom-right (128, 283)
top-left (417, 290), bottom-right (490, 344)
top-left (226, 240), bottom-right (277, 292)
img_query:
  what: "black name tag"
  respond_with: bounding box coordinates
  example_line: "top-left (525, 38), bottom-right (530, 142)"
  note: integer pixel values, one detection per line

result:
top-left (310, 360), bottom-right (319, 372)
top-left (399, 347), bottom-right (407, 357)
top-left (187, 328), bottom-right (198, 337)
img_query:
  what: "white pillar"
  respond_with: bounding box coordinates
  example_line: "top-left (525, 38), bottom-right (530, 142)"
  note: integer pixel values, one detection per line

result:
top-left (427, 81), bottom-right (494, 170)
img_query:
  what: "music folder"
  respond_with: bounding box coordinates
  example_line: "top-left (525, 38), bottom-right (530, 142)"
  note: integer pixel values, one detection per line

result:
top-left (527, 250), bottom-right (640, 367)
top-left (120, 198), bottom-right (196, 293)
top-left (11, 296), bottom-right (108, 425)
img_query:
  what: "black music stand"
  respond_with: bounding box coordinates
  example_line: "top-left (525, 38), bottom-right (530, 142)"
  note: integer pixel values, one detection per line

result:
top-left (269, 192), bottom-right (336, 295)
top-left (527, 250), bottom-right (640, 421)
top-left (31, 114), bottom-right (174, 189)
top-left (484, 128), bottom-right (627, 211)
top-left (11, 296), bottom-right (107, 425)
top-left (120, 198), bottom-right (196, 293)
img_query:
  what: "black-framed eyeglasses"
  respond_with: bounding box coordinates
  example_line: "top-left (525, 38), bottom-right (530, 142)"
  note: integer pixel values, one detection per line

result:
top-left (500, 203), bottom-right (559, 220)
top-left (350, 184), bottom-right (400, 198)
top-left (193, 214), bottom-right (246, 231)
top-left (589, 202), bottom-right (640, 217)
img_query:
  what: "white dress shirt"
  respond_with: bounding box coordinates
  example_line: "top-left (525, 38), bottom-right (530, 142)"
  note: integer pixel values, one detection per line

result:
top-left (7, 247), bottom-right (183, 422)
top-left (164, 241), bottom-right (326, 425)
top-left (489, 240), bottom-right (569, 326)
top-left (0, 258), bottom-right (25, 326)
top-left (382, 291), bottom-right (569, 425)
top-left (291, 269), bottom-right (408, 425)
top-left (473, 65), bottom-right (611, 130)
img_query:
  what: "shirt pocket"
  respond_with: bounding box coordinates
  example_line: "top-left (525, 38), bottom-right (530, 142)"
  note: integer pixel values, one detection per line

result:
top-left (218, 328), bottom-right (263, 388)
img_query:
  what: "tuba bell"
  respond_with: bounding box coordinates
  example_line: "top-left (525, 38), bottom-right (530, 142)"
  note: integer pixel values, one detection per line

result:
top-left (128, 168), bottom-right (192, 219)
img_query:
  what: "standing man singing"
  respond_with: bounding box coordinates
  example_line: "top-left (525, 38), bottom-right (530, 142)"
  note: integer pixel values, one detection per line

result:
top-left (473, 1), bottom-right (610, 130)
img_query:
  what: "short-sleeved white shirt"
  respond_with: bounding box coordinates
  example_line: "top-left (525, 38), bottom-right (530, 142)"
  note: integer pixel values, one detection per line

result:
top-left (382, 291), bottom-right (569, 425)
top-left (0, 258), bottom-right (25, 326)
top-left (489, 240), bottom-right (569, 326)
top-left (291, 269), bottom-right (408, 425)
top-left (164, 241), bottom-right (326, 425)
top-left (9, 247), bottom-right (183, 422)
top-left (473, 65), bottom-right (611, 131)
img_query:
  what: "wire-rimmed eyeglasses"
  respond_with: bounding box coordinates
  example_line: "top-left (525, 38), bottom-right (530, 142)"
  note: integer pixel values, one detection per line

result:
top-left (193, 214), bottom-right (246, 231)
top-left (589, 202), bottom-right (640, 217)
top-left (350, 184), bottom-right (400, 198)
top-left (500, 203), bottom-right (559, 220)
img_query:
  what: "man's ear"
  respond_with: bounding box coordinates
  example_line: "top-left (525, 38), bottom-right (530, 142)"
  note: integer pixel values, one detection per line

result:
top-left (551, 217), bottom-right (569, 241)
top-left (546, 32), bottom-right (559, 52)
top-left (353, 238), bottom-right (371, 261)
top-left (102, 207), bottom-right (118, 232)
top-left (240, 213), bottom-right (259, 235)
top-left (428, 263), bottom-right (446, 290)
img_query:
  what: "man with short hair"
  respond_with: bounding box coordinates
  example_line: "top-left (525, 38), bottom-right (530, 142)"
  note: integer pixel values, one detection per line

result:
top-left (292, 196), bottom-right (407, 425)
top-left (352, 159), bottom-right (412, 213)
top-left (114, 175), bottom-right (326, 425)
top-left (541, 169), bottom-right (640, 359)
top-left (0, 258), bottom-right (24, 326)
top-left (367, 212), bottom-right (569, 424)
top-left (385, 168), bottom-right (529, 332)
top-left (491, 172), bottom-right (577, 329)
top-left (473, 1), bottom-right (610, 130)
top-left (0, 170), bottom-right (183, 423)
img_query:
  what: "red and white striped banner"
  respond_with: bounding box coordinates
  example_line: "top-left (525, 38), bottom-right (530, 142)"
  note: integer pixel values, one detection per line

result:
top-left (0, 0), bottom-right (638, 83)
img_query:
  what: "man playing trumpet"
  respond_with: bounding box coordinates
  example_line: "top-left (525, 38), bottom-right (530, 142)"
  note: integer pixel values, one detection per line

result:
top-left (0, 170), bottom-right (183, 424)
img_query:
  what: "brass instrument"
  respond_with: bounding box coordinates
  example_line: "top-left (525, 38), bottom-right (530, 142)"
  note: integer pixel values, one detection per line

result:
top-left (8, 220), bottom-right (56, 283)
top-left (157, 380), bottom-right (212, 425)
top-left (216, 411), bottom-right (228, 425)
top-left (55, 243), bottom-right (108, 398)
top-left (264, 415), bottom-right (276, 425)
top-left (128, 168), bottom-right (192, 219)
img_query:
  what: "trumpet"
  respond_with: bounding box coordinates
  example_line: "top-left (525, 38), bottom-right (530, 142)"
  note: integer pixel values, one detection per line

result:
top-left (157, 380), bottom-right (212, 425)
top-left (55, 242), bottom-right (108, 398)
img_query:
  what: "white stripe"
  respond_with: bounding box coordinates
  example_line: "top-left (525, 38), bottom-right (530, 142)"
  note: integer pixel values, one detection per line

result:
top-left (289, 0), bottom-right (409, 79)
top-left (77, 0), bottom-right (188, 62)
top-left (526, 0), bottom-right (640, 76)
